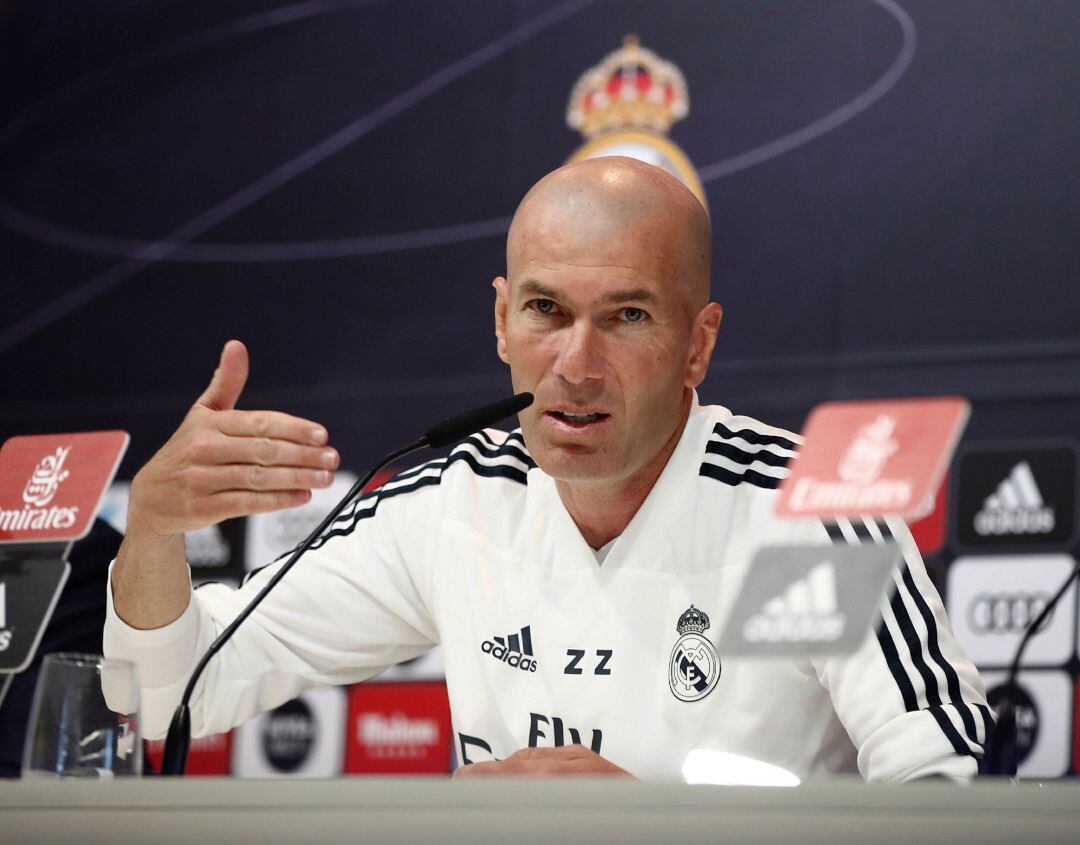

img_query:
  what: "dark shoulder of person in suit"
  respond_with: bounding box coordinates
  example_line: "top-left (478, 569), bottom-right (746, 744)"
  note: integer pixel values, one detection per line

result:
top-left (0, 518), bottom-right (123, 777)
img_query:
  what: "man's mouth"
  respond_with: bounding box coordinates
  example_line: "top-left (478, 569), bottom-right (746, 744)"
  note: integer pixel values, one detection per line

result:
top-left (546, 410), bottom-right (611, 429)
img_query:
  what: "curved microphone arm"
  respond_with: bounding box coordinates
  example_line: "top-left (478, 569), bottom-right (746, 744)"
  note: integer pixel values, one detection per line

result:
top-left (160, 392), bottom-right (532, 775)
top-left (984, 561), bottom-right (1080, 776)
top-left (160, 438), bottom-right (426, 775)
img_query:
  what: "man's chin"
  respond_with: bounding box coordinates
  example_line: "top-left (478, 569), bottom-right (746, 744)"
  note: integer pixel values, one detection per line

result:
top-left (531, 443), bottom-right (619, 484)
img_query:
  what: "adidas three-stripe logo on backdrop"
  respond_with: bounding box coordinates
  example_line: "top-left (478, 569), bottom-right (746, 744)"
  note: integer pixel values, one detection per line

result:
top-left (974, 461), bottom-right (1055, 536)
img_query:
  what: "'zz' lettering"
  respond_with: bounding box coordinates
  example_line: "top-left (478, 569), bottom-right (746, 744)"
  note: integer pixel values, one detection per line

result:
top-left (564, 648), bottom-right (613, 675)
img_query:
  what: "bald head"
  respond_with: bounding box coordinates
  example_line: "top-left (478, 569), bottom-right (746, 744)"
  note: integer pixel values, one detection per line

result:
top-left (507, 157), bottom-right (712, 312)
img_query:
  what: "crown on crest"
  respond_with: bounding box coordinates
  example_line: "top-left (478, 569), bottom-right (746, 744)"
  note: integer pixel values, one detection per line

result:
top-left (566, 35), bottom-right (689, 139)
top-left (676, 604), bottom-right (710, 635)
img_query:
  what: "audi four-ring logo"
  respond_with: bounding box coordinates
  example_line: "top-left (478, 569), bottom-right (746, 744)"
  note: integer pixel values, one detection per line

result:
top-left (966, 593), bottom-right (1053, 634)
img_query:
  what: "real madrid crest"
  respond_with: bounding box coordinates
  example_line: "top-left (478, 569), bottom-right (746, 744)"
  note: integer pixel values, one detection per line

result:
top-left (669, 605), bottom-right (720, 702)
top-left (565, 35), bottom-right (707, 213)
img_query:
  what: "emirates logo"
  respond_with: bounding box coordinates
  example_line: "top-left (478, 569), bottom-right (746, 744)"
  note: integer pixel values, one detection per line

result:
top-left (22, 446), bottom-right (72, 507)
top-left (837, 415), bottom-right (898, 485)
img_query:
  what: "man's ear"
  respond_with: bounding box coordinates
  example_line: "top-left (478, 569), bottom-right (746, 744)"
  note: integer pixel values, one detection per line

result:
top-left (685, 302), bottom-right (723, 389)
top-left (493, 276), bottom-right (510, 365)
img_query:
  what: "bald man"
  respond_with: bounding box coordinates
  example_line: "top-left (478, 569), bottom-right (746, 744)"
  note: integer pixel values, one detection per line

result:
top-left (105, 158), bottom-right (990, 782)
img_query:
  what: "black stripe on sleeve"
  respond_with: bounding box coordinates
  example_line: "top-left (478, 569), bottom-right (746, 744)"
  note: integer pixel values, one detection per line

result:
top-left (975, 704), bottom-right (996, 774)
top-left (851, 519), bottom-right (873, 542)
top-left (712, 422), bottom-right (798, 451)
top-left (874, 617), bottom-right (919, 712)
top-left (825, 522), bottom-right (980, 760)
top-left (467, 432), bottom-right (537, 469)
top-left (974, 704), bottom-right (995, 745)
top-left (290, 473), bottom-right (445, 557)
top-left (822, 520), bottom-right (846, 543)
top-left (247, 442), bottom-right (530, 570)
top-left (705, 439), bottom-right (791, 468)
top-left (888, 569), bottom-right (979, 756)
top-left (699, 461), bottom-right (782, 489)
top-left (900, 565), bottom-right (982, 750)
top-left (386, 458), bottom-right (445, 484)
top-left (314, 449), bottom-right (528, 546)
top-left (887, 575), bottom-right (943, 709)
top-left (926, 707), bottom-right (976, 758)
top-left (473, 429), bottom-right (499, 448)
top-left (825, 520), bottom-right (921, 714)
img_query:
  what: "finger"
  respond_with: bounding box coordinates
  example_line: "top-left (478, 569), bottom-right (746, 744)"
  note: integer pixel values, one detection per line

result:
top-left (509, 744), bottom-right (591, 761)
top-left (205, 489), bottom-right (312, 521)
top-left (192, 435), bottom-right (338, 470)
top-left (197, 340), bottom-right (249, 412)
top-left (206, 465), bottom-right (334, 492)
top-left (215, 409), bottom-right (328, 446)
top-left (453, 761), bottom-right (504, 778)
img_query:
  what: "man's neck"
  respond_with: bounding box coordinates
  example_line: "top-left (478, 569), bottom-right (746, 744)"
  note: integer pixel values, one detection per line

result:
top-left (555, 399), bottom-right (692, 550)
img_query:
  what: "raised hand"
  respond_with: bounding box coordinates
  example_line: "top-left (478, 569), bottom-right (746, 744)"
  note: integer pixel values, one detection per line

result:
top-left (126, 340), bottom-right (339, 539)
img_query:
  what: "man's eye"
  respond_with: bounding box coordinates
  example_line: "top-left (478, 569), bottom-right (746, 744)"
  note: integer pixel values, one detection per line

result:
top-left (530, 299), bottom-right (557, 315)
top-left (622, 307), bottom-right (647, 323)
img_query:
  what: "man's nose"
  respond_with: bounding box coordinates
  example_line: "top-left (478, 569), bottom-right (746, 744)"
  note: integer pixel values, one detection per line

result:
top-left (552, 320), bottom-right (605, 384)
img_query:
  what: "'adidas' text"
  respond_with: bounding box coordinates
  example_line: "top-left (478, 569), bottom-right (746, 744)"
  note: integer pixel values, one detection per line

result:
top-left (481, 625), bottom-right (538, 672)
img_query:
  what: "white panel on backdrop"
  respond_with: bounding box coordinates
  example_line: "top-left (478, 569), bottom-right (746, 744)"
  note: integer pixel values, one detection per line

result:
top-left (982, 670), bottom-right (1072, 779)
top-left (947, 555), bottom-right (1077, 667)
top-left (98, 483), bottom-right (245, 574)
top-left (98, 482), bottom-right (130, 534)
top-left (233, 686), bottom-right (346, 778)
top-left (244, 471), bottom-right (358, 570)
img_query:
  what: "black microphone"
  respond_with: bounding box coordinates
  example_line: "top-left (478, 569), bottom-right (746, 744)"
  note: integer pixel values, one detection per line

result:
top-left (423, 392), bottom-right (534, 449)
top-left (160, 392), bottom-right (533, 775)
top-left (984, 560), bottom-right (1080, 775)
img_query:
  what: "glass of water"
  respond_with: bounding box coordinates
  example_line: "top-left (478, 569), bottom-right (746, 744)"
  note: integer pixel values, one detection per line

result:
top-left (21, 653), bottom-right (142, 778)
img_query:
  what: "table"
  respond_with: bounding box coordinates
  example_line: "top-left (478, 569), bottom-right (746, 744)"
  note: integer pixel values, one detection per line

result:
top-left (2, 777), bottom-right (1077, 844)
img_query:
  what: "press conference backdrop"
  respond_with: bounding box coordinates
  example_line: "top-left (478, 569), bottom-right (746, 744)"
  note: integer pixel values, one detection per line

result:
top-left (2, 0), bottom-right (1079, 777)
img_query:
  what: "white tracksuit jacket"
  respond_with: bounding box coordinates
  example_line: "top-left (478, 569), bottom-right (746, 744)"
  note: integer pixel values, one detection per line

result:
top-left (104, 398), bottom-right (991, 782)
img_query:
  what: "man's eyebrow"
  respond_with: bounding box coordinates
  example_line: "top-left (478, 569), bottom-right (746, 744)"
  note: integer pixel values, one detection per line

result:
top-left (517, 280), bottom-right (560, 299)
top-left (516, 280), bottom-right (658, 306)
top-left (598, 287), bottom-right (658, 306)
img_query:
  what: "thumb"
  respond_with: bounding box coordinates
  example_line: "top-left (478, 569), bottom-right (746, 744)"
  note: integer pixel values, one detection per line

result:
top-left (197, 340), bottom-right (249, 411)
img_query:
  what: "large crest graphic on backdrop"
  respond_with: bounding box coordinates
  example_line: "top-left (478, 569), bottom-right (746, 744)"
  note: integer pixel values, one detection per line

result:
top-left (565, 35), bottom-right (706, 212)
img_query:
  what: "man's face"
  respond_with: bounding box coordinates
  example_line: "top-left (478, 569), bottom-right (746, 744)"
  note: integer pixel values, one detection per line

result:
top-left (494, 210), bottom-right (710, 487)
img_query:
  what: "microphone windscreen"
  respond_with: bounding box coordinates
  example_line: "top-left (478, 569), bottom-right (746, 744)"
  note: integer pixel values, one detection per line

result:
top-left (423, 393), bottom-right (533, 449)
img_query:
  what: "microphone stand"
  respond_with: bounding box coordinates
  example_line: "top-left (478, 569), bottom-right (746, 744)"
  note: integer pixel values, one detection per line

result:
top-left (160, 392), bottom-right (532, 775)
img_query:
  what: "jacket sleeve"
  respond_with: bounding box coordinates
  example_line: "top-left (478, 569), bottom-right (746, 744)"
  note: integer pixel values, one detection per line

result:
top-left (103, 480), bottom-right (441, 740)
top-left (808, 514), bottom-right (993, 782)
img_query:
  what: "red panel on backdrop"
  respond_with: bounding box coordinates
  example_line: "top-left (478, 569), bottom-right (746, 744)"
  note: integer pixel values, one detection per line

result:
top-left (0, 431), bottom-right (128, 542)
top-left (345, 682), bottom-right (452, 774)
top-left (775, 398), bottom-right (968, 520)
top-left (908, 473), bottom-right (948, 555)
top-left (147, 731), bottom-right (232, 776)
